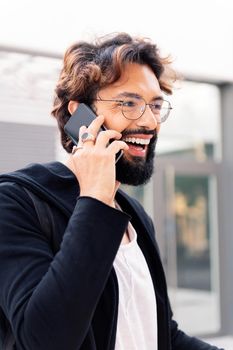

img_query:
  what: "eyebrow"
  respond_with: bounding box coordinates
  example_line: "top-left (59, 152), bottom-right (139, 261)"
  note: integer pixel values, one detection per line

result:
top-left (113, 91), bottom-right (164, 101)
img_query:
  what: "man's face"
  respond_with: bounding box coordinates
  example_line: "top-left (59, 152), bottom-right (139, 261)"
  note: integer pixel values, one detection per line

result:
top-left (94, 63), bottom-right (162, 186)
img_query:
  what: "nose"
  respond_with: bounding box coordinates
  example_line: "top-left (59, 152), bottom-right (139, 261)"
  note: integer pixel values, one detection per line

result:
top-left (135, 105), bottom-right (158, 130)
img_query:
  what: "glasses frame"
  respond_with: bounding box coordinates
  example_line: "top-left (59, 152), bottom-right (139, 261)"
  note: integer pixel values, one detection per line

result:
top-left (94, 96), bottom-right (172, 123)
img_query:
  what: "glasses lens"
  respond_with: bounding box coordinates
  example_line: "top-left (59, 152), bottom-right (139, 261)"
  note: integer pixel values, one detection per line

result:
top-left (121, 97), bottom-right (171, 122)
top-left (150, 100), bottom-right (171, 123)
top-left (121, 97), bottom-right (146, 120)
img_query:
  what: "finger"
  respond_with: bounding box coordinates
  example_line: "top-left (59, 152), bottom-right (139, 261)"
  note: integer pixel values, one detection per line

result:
top-left (107, 140), bottom-right (129, 154)
top-left (80, 125), bottom-right (97, 149)
top-left (71, 126), bottom-right (86, 157)
top-left (72, 145), bottom-right (84, 156)
top-left (85, 115), bottom-right (105, 137)
top-left (78, 125), bottom-right (87, 146)
top-left (95, 130), bottom-right (122, 148)
top-left (80, 115), bottom-right (105, 148)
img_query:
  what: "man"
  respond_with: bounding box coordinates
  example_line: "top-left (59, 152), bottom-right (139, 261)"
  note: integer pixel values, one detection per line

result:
top-left (0, 33), bottom-right (223, 349)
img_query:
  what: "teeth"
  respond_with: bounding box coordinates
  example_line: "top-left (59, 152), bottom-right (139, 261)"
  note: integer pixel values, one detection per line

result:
top-left (123, 137), bottom-right (150, 145)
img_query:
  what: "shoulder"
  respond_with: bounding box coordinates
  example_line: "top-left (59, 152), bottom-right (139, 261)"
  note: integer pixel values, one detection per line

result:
top-left (0, 181), bottom-right (28, 202)
top-left (0, 182), bottom-right (37, 226)
top-left (0, 162), bottom-right (62, 186)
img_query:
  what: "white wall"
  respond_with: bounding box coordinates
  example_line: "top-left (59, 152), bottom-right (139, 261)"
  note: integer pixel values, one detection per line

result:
top-left (0, 0), bottom-right (232, 82)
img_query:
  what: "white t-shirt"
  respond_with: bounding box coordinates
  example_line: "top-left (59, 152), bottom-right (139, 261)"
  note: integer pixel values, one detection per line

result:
top-left (113, 221), bottom-right (158, 350)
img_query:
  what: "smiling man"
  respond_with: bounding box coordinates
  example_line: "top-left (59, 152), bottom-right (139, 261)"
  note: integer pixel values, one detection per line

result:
top-left (0, 33), bottom-right (223, 350)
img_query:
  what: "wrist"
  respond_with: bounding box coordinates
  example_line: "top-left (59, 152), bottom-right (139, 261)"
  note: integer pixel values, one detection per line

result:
top-left (79, 191), bottom-right (114, 207)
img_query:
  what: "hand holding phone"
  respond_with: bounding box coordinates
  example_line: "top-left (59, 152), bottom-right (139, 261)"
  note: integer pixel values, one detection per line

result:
top-left (64, 103), bottom-right (123, 162)
top-left (64, 103), bottom-right (128, 206)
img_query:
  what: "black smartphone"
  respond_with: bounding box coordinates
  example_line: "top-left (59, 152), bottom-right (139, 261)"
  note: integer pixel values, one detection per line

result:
top-left (64, 103), bottom-right (123, 163)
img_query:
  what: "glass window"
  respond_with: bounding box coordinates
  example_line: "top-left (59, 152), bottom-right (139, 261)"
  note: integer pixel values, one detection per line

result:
top-left (165, 173), bottom-right (220, 335)
top-left (158, 81), bottom-right (221, 161)
top-left (121, 181), bottom-right (154, 219)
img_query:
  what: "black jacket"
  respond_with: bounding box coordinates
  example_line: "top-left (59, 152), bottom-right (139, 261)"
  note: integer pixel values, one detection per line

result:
top-left (0, 162), bottom-right (222, 350)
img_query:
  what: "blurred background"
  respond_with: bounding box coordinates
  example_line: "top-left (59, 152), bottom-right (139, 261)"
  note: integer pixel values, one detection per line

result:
top-left (0, 0), bottom-right (233, 348)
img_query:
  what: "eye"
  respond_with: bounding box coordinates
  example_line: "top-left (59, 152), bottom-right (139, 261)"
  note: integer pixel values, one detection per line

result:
top-left (111, 100), bottom-right (124, 108)
top-left (122, 99), bottom-right (138, 108)
top-left (150, 101), bottom-right (163, 111)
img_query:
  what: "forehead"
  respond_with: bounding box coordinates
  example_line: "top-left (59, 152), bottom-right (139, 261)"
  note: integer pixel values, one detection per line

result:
top-left (100, 63), bottom-right (162, 99)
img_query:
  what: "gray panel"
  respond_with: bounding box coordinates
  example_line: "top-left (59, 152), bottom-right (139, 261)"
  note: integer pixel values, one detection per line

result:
top-left (0, 121), bottom-right (57, 173)
top-left (218, 84), bottom-right (233, 335)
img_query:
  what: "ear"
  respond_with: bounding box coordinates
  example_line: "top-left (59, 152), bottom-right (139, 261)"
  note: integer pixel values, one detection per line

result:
top-left (68, 100), bottom-right (79, 115)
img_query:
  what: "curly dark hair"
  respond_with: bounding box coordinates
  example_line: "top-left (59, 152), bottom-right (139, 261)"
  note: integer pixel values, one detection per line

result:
top-left (51, 32), bottom-right (177, 153)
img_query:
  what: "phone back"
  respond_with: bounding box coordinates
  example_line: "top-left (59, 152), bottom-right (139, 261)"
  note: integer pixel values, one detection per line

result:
top-left (64, 103), bottom-right (98, 145)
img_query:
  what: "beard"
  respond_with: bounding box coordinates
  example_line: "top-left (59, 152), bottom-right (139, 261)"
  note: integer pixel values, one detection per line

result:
top-left (115, 131), bottom-right (158, 186)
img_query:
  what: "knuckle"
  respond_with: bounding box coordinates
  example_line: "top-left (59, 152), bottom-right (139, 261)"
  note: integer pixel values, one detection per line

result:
top-left (97, 130), bottom-right (106, 137)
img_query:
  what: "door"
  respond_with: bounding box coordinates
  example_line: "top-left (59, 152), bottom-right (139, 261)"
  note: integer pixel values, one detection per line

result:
top-left (154, 159), bottom-right (221, 336)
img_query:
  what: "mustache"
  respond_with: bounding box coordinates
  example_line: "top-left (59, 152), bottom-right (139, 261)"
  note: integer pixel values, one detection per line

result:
top-left (121, 129), bottom-right (156, 137)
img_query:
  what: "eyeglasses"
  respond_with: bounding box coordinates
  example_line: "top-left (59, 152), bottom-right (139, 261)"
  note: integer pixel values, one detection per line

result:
top-left (94, 96), bottom-right (172, 123)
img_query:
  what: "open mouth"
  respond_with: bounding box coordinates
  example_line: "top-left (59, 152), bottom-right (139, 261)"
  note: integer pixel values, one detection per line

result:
top-left (122, 137), bottom-right (150, 151)
top-left (121, 136), bottom-right (152, 157)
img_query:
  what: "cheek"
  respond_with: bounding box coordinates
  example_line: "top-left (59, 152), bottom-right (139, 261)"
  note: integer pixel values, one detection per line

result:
top-left (94, 103), bottom-right (135, 132)
top-left (103, 114), bottom-right (132, 132)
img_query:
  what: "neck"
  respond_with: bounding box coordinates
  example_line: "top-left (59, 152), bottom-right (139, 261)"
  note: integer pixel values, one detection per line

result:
top-left (111, 181), bottom-right (121, 208)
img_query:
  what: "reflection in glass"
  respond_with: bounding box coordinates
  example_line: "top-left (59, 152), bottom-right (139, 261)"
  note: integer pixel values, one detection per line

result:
top-left (166, 174), bottom-right (220, 335)
top-left (175, 176), bottom-right (210, 290)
